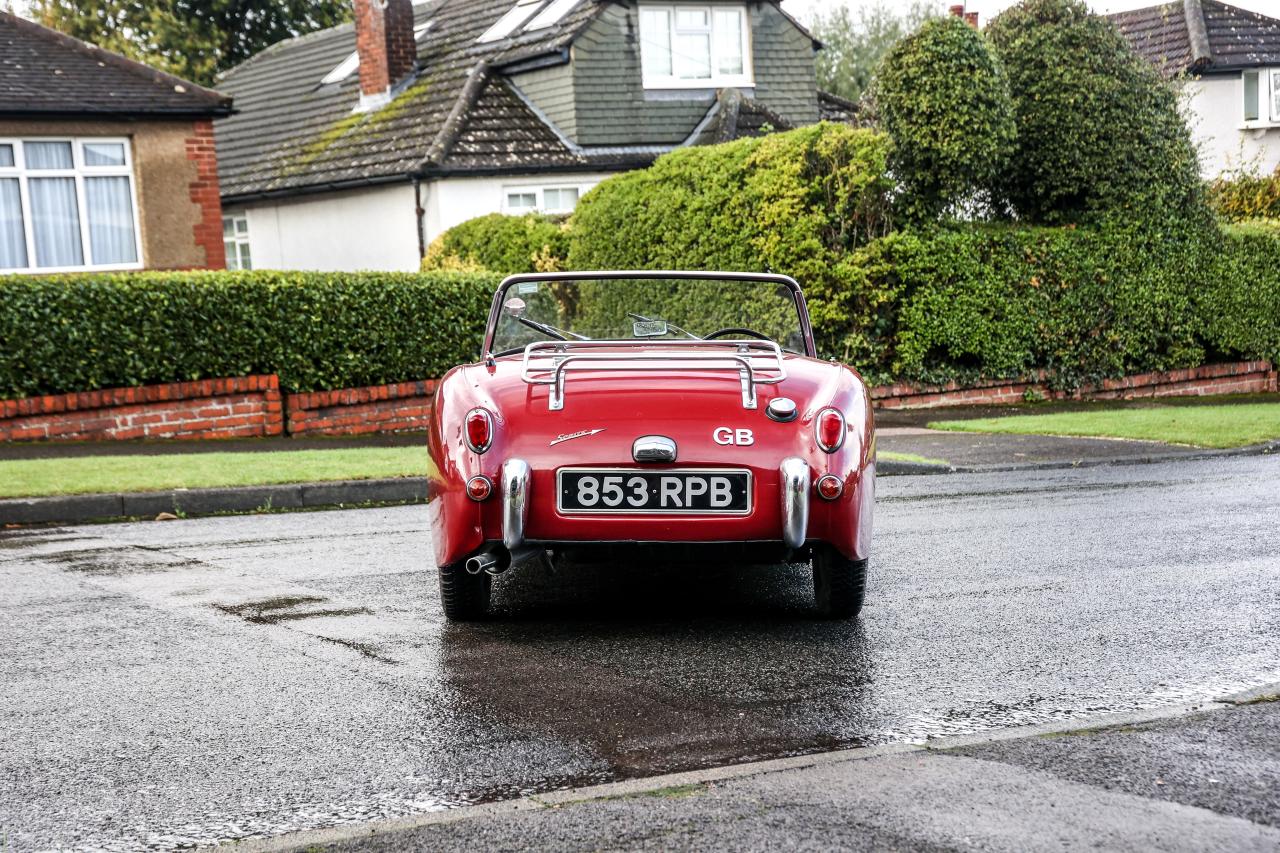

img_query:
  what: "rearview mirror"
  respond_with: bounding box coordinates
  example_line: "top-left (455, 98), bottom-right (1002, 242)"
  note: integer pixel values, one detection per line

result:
top-left (503, 297), bottom-right (527, 318)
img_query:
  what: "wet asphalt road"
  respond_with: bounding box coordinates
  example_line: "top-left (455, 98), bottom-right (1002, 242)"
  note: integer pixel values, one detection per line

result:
top-left (2, 455), bottom-right (1279, 850)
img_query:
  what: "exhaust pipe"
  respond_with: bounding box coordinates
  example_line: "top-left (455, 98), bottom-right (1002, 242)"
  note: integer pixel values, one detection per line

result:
top-left (465, 552), bottom-right (500, 576)
top-left (465, 546), bottom-right (542, 577)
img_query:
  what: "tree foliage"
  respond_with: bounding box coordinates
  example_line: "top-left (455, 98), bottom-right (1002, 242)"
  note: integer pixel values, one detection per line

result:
top-left (422, 213), bottom-right (570, 274)
top-left (29, 0), bottom-right (350, 86)
top-left (985, 0), bottom-right (1206, 226)
top-left (811, 0), bottom-right (935, 103)
top-left (569, 123), bottom-right (897, 365)
top-left (873, 16), bottom-right (1017, 221)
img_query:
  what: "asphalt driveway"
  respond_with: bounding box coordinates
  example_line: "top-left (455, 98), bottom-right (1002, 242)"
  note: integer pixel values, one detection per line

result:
top-left (2, 455), bottom-right (1279, 850)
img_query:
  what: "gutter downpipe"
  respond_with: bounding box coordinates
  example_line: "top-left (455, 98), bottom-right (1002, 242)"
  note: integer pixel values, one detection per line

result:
top-left (414, 177), bottom-right (427, 263)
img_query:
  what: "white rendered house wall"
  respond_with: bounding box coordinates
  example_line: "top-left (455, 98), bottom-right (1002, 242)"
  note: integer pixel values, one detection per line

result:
top-left (1183, 75), bottom-right (1280, 177)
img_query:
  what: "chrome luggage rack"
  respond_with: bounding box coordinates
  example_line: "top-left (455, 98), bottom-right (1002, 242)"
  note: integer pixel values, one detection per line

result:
top-left (522, 340), bottom-right (788, 412)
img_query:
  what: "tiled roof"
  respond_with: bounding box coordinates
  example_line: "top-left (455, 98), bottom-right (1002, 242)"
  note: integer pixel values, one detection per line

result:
top-left (214, 0), bottom-right (802, 202)
top-left (215, 0), bottom-right (628, 201)
top-left (1109, 0), bottom-right (1280, 76)
top-left (817, 90), bottom-right (859, 125)
top-left (0, 11), bottom-right (232, 117)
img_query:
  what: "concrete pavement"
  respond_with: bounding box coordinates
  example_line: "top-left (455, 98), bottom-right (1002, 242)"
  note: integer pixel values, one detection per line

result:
top-left (246, 696), bottom-right (1280, 852)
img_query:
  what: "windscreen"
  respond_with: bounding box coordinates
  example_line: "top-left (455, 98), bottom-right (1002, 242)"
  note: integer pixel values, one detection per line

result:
top-left (490, 277), bottom-right (807, 356)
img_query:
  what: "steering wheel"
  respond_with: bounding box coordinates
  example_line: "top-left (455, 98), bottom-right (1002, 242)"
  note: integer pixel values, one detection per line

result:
top-left (703, 328), bottom-right (772, 342)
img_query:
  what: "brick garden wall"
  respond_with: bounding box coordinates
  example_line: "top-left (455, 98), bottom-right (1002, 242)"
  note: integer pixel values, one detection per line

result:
top-left (0, 376), bottom-right (282, 442)
top-left (871, 361), bottom-right (1278, 409)
top-left (0, 361), bottom-right (1273, 443)
top-left (285, 380), bottom-right (437, 437)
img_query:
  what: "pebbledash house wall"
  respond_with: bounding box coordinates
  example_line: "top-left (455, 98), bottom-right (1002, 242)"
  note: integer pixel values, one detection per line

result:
top-left (0, 117), bottom-right (226, 269)
top-left (1, 362), bottom-right (1274, 444)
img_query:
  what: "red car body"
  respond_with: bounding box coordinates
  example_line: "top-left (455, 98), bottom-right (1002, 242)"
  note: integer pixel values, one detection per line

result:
top-left (426, 271), bottom-right (875, 619)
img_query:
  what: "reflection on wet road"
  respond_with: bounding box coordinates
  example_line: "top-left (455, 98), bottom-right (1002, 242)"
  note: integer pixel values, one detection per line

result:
top-left (2, 455), bottom-right (1279, 850)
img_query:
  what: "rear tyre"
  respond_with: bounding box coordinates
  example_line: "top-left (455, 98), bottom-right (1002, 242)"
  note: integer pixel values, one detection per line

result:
top-left (813, 546), bottom-right (867, 619)
top-left (438, 562), bottom-right (491, 621)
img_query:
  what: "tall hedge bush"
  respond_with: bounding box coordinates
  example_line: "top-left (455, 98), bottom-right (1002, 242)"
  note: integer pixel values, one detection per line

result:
top-left (569, 123), bottom-right (897, 366)
top-left (422, 213), bottom-right (569, 274)
top-left (986, 0), bottom-right (1206, 226)
top-left (873, 15), bottom-right (1016, 220)
top-left (0, 270), bottom-right (499, 399)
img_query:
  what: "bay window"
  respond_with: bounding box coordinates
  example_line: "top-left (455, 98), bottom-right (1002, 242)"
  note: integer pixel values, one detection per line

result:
top-left (639, 4), bottom-right (752, 89)
top-left (0, 138), bottom-right (141, 272)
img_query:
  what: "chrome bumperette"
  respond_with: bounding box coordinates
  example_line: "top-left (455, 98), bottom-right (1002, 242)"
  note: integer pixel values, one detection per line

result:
top-left (502, 459), bottom-right (531, 550)
top-left (521, 340), bottom-right (787, 412)
top-left (780, 457), bottom-right (810, 550)
top-left (633, 435), bottom-right (677, 463)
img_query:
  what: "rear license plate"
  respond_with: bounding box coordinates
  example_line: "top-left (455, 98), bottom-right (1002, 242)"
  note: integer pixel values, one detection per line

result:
top-left (557, 469), bottom-right (752, 515)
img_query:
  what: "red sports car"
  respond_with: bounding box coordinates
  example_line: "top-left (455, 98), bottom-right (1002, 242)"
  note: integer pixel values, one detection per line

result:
top-left (426, 271), bottom-right (875, 620)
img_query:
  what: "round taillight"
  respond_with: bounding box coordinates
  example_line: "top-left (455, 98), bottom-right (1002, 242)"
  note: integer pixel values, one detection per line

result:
top-left (465, 408), bottom-right (494, 453)
top-left (815, 407), bottom-right (846, 453)
top-left (467, 476), bottom-right (493, 502)
top-left (816, 474), bottom-right (843, 501)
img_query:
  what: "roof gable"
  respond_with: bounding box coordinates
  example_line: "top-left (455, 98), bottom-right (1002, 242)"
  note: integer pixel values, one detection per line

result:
top-left (214, 0), bottom-right (810, 201)
top-left (0, 11), bottom-right (231, 117)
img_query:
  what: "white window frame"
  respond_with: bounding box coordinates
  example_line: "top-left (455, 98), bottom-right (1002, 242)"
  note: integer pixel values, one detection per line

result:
top-left (222, 211), bottom-right (251, 271)
top-left (0, 136), bottom-right (143, 273)
top-left (638, 3), bottom-right (754, 90)
top-left (502, 184), bottom-right (588, 215)
top-left (1241, 67), bottom-right (1280, 128)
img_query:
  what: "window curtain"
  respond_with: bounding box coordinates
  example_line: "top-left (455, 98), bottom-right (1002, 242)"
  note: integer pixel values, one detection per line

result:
top-left (28, 177), bottom-right (83, 268)
top-left (0, 179), bottom-right (27, 269)
top-left (24, 141), bottom-right (74, 170)
top-left (85, 176), bottom-right (137, 264)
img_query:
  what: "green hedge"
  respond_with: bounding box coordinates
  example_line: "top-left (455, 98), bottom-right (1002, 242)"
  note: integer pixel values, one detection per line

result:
top-left (0, 270), bottom-right (500, 399)
top-left (422, 212), bottom-right (569, 274)
top-left (569, 123), bottom-right (896, 367)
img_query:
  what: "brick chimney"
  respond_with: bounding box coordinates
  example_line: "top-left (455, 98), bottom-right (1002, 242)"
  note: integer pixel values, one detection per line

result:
top-left (355, 0), bottom-right (417, 108)
top-left (949, 5), bottom-right (979, 28)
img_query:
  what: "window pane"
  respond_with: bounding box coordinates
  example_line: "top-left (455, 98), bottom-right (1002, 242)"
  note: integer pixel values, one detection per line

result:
top-left (1244, 71), bottom-right (1260, 121)
top-left (640, 8), bottom-right (672, 79)
top-left (1272, 70), bottom-right (1280, 122)
top-left (29, 176), bottom-right (83, 267)
top-left (223, 216), bottom-right (235, 238)
top-left (238, 242), bottom-right (252, 271)
top-left (224, 239), bottom-right (239, 270)
top-left (25, 141), bottom-right (74, 170)
top-left (714, 9), bottom-right (744, 76)
top-left (83, 142), bottom-right (126, 167)
top-left (0, 178), bottom-right (27, 269)
top-left (0, 144), bottom-right (13, 168)
top-left (676, 9), bottom-right (708, 29)
top-left (507, 192), bottom-right (537, 210)
top-left (235, 217), bottom-right (248, 235)
top-left (675, 33), bottom-right (712, 79)
top-left (85, 176), bottom-right (137, 265)
top-left (544, 187), bottom-right (580, 210)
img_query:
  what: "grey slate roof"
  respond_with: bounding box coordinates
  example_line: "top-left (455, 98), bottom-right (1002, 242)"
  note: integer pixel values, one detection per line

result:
top-left (0, 11), bottom-right (231, 117)
top-left (1109, 0), bottom-right (1280, 76)
top-left (214, 0), bottom-right (806, 203)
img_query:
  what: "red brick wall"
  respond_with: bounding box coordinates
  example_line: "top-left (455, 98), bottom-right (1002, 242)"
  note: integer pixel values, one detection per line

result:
top-left (185, 118), bottom-right (225, 270)
top-left (286, 380), bottom-right (437, 437)
top-left (0, 376), bottom-right (282, 442)
top-left (872, 361), bottom-right (1278, 409)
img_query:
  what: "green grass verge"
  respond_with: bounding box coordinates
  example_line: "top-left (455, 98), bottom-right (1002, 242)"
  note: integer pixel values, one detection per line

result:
top-left (879, 450), bottom-right (949, 466)
top-left (0, 447), bottom-right (428, 498)
top-left (928, 402), bottom-right (1280, 449)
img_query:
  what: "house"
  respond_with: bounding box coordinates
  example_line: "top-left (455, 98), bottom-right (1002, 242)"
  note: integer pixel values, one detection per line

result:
top-left (0, 12), bottom-right (233, 273)
top-left (215, 0), bottom-right (838, 272)
top-left (1110, 0), bottom-right (1280, 177)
